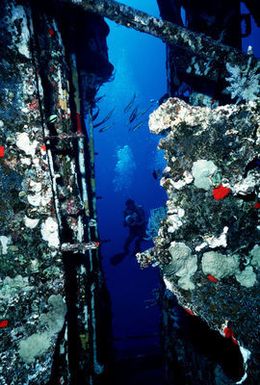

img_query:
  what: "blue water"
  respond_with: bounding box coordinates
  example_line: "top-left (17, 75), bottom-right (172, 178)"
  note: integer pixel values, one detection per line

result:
top-left (93, 1), bottom-right (166, 360)
top-left (241, 2), bottom-right (260, 57)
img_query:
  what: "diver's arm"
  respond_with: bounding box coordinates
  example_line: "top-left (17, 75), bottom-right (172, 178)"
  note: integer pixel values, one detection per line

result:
top-left (123, 210), bottom-right (128, 226)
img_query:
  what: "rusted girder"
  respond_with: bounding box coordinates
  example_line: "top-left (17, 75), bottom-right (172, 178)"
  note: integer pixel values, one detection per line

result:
top-left (59, 0), bottom-right (259, 82)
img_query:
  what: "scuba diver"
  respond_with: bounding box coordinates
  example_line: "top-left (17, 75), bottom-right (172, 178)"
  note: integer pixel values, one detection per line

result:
top-left (110, 199), bottom-right (148, 266)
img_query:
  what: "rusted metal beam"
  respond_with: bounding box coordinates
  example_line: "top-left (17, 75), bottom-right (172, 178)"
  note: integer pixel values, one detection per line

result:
top-left (60, 0), bottom-right (259, 80)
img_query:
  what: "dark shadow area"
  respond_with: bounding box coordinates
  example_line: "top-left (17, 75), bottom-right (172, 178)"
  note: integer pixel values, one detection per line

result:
top-left (164, 293), bottom-right (245, 385)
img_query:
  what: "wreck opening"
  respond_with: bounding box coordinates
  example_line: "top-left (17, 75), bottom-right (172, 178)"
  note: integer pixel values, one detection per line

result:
top-left (87, 2), bottom-right (248, 385)
top-left (90, 1), bottom-right (258, 384)
top-left (93, 3), bottom-right (167, 383)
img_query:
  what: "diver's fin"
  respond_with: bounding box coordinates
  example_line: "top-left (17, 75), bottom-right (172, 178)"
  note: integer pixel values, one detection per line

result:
top-left (110, 253), bottom-right (126, 266)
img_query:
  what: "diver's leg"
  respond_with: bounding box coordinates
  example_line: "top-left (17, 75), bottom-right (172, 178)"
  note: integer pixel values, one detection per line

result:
top-left (133, 236), bottom-right (142, 254)
top-left (111, 232), bottom-right (135, 266)
top-left (123, 232), bottom-right (135, 254)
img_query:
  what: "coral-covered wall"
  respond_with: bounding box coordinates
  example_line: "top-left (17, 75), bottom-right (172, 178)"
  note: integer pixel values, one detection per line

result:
top-left (138, 97), bottom-right (260, 384)
top-left (0, 1), bottom-right (113, 384)
top-left (0, 2), bottom-right (67, 383)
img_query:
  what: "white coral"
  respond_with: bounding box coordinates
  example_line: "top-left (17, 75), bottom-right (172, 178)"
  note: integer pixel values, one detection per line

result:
top-left (235, 266), bottom-right (256, 288)
top-left (201, 251), bottom-right (239, 279)
top-left (225, 60), bottom-right (260, 103)
top-left (191, 159), bottom-right (218, 191)
top-left (41, 217), bottom-right (60, 248)
top-left (164, 242), bottom-right (198, 290)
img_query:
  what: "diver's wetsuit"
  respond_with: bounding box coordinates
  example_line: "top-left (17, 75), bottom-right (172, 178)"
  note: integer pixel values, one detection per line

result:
top-left (111, 200), bottom-right (147, 265)
top-left (123, 205), bottom-right (146, 255)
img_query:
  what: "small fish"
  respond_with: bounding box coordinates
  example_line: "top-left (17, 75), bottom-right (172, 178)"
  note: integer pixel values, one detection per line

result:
top-left (94, 95), bottom-right (104, 104)
top-left (98, 124), bottom-right (112, 133)
top-left (129, 120), bottom-right (145, 132)
top-left (152, 170), bottom-right (159, 180)
top-left (124, 93), bottom-right (136, 113)
top-left (48, 114), bottom-right (58, 124)
top-left (128, 103), bottom-right (154, 131)
top-left (152, 169), bottom-right (162, 180)
top-left (92, 107), bottom-right (99, 121)
top-left (150, 99), bottom-right (159, 105)
top-left (136, 104), bottom-right (153, 118)
top-left (89, 219), bottom-right (97, 227)
top-left (128, 106), bottom-right (139, 123)
top-left (94, 108), bottom-right (114, 128)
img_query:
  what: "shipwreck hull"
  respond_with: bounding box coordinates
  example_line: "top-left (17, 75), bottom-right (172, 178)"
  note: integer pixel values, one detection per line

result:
top-left (0, 1), bottom-right (112, 384)
top-left (137, 97), bottom-right (260, 384)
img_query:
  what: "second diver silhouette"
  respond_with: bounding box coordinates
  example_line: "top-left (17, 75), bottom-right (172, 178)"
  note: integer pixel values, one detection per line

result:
top-left (111, 199), bottom-right (148, 266)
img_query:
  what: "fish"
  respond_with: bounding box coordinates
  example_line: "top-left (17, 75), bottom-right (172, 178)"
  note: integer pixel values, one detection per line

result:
top-left (94, 95), bottom-right (104, 104)
top-left (136, 104), bottom-right (153, 118)
top-left (94, 108), bottom-right (114, 128)
top-left (128, 102), bottom-right (154, 130)
top-left (128, 102), bottom-right (154, 127)
top-left (152, 169), bottom-right (162, 180)
top-left (152, 170), bottom-right (159, 180)
top-left (98, 124), bottom-right (112, 133)
top-left (128, 106), bottom-right (139, 123)
top-left (92, 107), bottom-right (100, 121)
top-left (124, 93), bottom-right (136, 113)
top-left (129, 120), bottom-right (145, 132)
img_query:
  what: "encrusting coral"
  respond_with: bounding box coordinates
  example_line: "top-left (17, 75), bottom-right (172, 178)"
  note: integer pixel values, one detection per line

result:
top-left (137, 96), bottom-right (260, 382)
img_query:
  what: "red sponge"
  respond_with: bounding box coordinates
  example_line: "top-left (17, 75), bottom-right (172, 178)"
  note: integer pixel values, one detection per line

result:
top-left (212, 185), bottom-right (231, 200)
